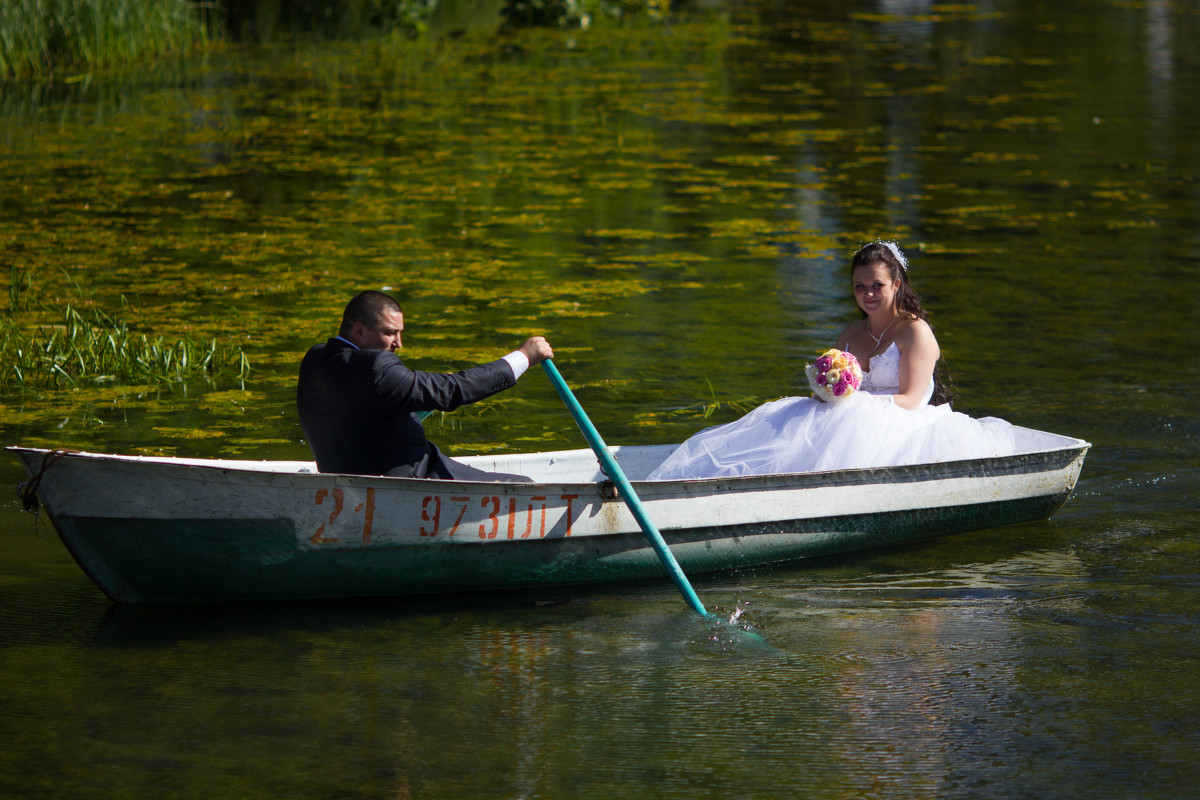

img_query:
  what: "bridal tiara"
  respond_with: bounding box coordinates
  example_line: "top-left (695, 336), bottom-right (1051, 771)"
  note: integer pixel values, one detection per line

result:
top-left (874, 240), bottom-right (908, 272)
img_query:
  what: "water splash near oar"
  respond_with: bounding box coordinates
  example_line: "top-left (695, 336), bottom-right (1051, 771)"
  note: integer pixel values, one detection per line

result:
top-left (541, 359), bottom-right (709, 617)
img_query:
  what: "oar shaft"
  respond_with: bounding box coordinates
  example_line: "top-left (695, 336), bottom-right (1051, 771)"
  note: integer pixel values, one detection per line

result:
top-left (542, 359), bottom-right (707, 616)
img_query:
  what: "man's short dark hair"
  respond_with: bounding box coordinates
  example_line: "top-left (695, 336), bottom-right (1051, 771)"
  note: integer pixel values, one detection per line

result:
top-left (339, 291), bottom-right (401, 337)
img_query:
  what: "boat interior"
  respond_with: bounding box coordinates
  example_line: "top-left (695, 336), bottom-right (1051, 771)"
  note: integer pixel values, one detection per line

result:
top-left (11, 426), bottom-right (1088, 484)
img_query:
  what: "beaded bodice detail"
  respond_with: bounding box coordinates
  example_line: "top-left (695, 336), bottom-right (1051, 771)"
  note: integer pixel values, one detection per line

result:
top-left (860, 342), bottom-right (902, 395)
top-left (860, 342), bottom-right (934, 406)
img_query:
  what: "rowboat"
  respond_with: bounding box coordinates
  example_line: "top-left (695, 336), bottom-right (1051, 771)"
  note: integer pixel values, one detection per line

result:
top-left (9, 426), bottom-right (1089, 604)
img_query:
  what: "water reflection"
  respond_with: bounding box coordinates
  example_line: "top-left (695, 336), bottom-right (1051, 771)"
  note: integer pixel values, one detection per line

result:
top-left (1, 504), bottom-right (1194, 797)
top-left (3, 0), bottom-right (1200, 795)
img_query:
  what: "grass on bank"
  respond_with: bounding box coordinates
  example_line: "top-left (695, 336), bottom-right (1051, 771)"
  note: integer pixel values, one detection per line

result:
top-left (0, 0), bottom-right (214, 78)
top-left (0, 0), bottom-right (685, 78)
top-left (1, 270), bottom-right (250, 391)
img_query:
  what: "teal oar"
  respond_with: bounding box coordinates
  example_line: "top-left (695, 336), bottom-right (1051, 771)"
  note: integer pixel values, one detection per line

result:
top-left (541, 359), bottom-right (708, 617)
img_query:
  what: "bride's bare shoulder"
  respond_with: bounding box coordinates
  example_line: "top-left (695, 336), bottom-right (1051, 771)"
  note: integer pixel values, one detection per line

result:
top-left (895, 316), bottom-right (940, 361)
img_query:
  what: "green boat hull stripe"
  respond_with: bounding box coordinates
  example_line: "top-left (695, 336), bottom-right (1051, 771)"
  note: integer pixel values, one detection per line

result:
top-left (54, 493), bottom-right (1066, 603)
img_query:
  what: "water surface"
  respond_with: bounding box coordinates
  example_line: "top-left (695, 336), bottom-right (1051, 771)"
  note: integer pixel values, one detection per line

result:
top-left (2, 1), bottom-right (1198, 797)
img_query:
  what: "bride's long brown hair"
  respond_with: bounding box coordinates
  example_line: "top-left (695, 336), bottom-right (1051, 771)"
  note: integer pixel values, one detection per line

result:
top-left (851, 242), bottom-right (955, 406)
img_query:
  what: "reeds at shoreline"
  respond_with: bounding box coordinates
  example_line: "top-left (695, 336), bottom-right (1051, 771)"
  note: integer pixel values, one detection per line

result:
top-left (0, 0), bottom-right (680, 78)
top-left (0, 0), bottom-right (214, 78)
top-left (2, 271), bottom-right (250, 390)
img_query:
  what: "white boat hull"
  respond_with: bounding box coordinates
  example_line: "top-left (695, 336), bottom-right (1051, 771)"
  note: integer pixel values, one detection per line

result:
top-left (9, 426), bottom-right (1089, 603)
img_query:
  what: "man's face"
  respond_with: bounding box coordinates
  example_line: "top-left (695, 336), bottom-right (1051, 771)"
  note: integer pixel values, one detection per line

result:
top-left (351, 308), bottom-right (404, 352)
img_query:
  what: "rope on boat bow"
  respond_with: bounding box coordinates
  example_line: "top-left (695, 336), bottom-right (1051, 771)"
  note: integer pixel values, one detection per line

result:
top-left (17, 449), bottom-right (77, 515)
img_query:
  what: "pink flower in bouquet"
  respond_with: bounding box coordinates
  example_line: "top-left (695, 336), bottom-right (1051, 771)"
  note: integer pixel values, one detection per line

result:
top-left (804, 348), bottom-right (863, 403)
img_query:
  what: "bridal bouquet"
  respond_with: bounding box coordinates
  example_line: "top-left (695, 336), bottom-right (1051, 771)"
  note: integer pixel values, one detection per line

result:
top-left (805, 348), bottom-right (863, 402)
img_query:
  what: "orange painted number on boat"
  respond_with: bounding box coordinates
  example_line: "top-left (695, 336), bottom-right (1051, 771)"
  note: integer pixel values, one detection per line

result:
top-left (420, 494), bottom-right (559, 541)
top-left (560, 494), bottom-right (579, 537)
top-left (447, 497), bottom-right (471, 537)
top-left (355, 487), bottom-right (376, 544)
top-left (504, 496), bottom-right (548, 539)
top-left (311, 488), bottom-right (344, 544)
top-left (528, 496), bottom-right (548, 538)
top-left (506, 497), bottom-right (526, 539)
top-left (420, 495), bottom-right (441, 537)
top-left (479, 496), bottom-right (502, 540)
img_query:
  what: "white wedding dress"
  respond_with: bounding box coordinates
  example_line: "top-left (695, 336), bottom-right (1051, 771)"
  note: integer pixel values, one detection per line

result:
top-left (646, 343), bottom-right (1017, 480)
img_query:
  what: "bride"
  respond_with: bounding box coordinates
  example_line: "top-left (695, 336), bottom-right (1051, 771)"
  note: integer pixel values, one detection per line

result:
top-left (647, 241), bottom-right (1016, 480)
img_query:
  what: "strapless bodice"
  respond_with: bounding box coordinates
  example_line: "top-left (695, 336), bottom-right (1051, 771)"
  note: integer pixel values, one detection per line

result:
top-left (860, 343), bottom-right (934, 405)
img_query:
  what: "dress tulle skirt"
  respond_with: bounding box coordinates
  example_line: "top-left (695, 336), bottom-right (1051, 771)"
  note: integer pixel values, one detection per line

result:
top-left (647, 393), bottom-right (1017, 480)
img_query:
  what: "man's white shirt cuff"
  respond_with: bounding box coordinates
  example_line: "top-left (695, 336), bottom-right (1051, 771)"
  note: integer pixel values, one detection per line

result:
top-left (503, 351), bottom-right (530, 379)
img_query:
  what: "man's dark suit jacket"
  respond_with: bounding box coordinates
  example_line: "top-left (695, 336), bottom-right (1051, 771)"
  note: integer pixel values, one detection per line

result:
top-left (297, 338), bottom-right (517, 478)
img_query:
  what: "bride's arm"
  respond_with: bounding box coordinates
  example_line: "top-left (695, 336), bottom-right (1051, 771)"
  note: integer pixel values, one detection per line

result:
top-left (893, 320), bottom-right (939, 410)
